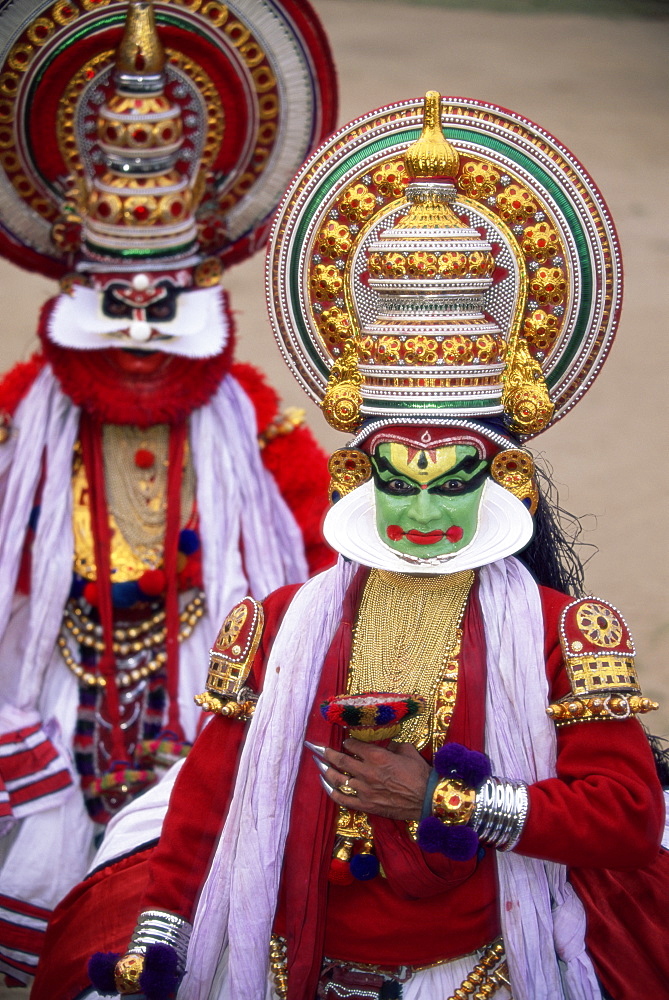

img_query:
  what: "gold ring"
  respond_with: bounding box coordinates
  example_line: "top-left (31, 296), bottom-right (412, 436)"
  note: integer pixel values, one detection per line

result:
top-left (339, 777), bottom-right (357, 797)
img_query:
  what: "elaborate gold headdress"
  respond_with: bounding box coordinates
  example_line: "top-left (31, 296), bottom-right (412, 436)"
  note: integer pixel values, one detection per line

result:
top-left (0, 0), bottom-right (337, 278)
top-left (268, 91), bottom-right (621, 440)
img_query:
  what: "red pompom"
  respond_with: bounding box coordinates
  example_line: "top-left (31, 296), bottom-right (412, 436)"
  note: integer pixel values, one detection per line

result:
top-left (138, 569), bottom-right (166, 596)
top-left (83, 581), bottom-right (99, 606)
top-left (328, 858), bottom-right (354, 885)
top-left (134, 448), bottom-right (155, 469)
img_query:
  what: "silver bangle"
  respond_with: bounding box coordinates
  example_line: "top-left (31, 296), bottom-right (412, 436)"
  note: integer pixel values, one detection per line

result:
top-left (471, 777), bottom-right (529, 851)
top-left (128, 909), bottom-right (192, 975)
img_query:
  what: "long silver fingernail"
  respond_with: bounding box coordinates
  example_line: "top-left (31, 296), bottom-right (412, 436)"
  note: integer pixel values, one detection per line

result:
top-left (304, 740), bottom-right (327, 756)
top-left (319, 775), bottom-right (335, 796)
top-left (312, 754), bottom-right (328, 774)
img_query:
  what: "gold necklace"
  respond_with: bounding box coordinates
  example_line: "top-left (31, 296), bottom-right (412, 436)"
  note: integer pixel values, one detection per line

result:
top-left (57, 592), bottom-right (205, 688)
top-left (72, 426), bottom-right (196, 581)
top-left (102, 423), bottom-right (195, 561)
top-left (347, 569), bottom-right (474, 749)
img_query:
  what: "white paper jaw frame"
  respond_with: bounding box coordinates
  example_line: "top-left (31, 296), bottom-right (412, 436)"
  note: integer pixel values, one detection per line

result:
top-left (323, 477), bottom-right (534, 575)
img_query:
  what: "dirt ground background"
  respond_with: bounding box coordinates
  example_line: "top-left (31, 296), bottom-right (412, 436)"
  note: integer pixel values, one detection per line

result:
top-left (0, 1), bottom-right (667, 996)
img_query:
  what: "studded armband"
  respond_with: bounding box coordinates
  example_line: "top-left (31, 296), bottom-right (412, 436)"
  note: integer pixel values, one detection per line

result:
top-left (546, 599), bottom-right (658, 727)
top-left (194, 598), bottom-right (264, 720)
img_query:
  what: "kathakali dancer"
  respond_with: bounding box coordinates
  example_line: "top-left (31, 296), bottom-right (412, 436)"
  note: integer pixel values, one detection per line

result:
top-left (49, 92), bottom-right (669, 1000)
top-left (0, 0), bottom-right (337, 984)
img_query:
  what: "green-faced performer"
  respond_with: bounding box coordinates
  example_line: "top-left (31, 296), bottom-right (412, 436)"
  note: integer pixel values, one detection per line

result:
top-left (74, 90), bottom-right (668, 1000)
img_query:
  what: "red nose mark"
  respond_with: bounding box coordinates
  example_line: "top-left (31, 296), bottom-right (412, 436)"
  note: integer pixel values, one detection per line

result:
top-left (446, 525), bottom-right (464, 542)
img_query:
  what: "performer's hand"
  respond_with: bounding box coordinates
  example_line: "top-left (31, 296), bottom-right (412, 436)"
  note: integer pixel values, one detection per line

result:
top-left (313, 738), bottom-right (430, 820)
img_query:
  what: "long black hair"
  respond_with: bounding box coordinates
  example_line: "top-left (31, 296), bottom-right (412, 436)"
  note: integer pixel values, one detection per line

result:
top-left (515, 461), bottom-right (593, 597)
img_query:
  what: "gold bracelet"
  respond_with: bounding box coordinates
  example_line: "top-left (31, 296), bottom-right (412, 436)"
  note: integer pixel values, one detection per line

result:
top-left (432, 777), bottom-right (476, 825)
top-left (114, 953), bottom-right (144, 994)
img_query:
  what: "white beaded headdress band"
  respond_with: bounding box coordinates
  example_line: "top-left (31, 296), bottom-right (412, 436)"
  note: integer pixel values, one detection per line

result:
top-left (350, 417), bottom-right (518, 454)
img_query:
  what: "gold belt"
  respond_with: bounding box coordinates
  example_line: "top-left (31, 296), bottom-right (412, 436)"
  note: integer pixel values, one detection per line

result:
top-left (269, 935), bottom-right (511, 999)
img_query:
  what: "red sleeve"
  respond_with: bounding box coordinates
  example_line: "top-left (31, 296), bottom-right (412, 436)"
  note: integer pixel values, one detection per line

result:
top-left (140, 583), bottom-right (301, 920)
top-left (229, 361), bottom-right (334, 576)
top-left (515, 586), bottom-right (665, 869)
top-left (259, 424), bottom-right (334, 576)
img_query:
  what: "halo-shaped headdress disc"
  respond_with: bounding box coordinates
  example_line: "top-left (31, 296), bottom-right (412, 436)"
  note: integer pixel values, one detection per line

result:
top-left (0, 0), bottom-right (337, 277)
top-left (267, 92), bottom-right (622, 438)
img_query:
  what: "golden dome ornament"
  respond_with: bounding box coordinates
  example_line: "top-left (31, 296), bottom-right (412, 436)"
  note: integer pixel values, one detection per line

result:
top-left (404, 90), bottom-right (460, 181)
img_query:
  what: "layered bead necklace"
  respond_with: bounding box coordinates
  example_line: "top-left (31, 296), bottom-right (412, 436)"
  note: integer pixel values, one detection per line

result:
top-left (348, 568), bottom-right (475, 749)
top-left (331, 568), bottom-right (475, 885)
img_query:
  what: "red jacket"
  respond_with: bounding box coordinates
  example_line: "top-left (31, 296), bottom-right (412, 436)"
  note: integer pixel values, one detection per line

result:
top-left (33, 573), bottom-right (668, 1000)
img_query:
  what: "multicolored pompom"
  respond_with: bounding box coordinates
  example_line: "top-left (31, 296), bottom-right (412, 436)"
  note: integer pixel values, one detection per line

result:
top-left (320, 692), bottom-right (426, 741)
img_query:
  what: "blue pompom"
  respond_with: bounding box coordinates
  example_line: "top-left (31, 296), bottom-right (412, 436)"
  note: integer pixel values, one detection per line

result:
top-left (178, 528), bottom-right (200, 555)
top-left (111, 580), bottom-right (142, 609)
top-left (350, 852), bottom-right (380, 880)
top-left (140, 943), bottom-right (181, 1000)
top-left (380, 980), bottom-right (402, 998)
top-left (375, 704), bottom-right (395, 725)
top-left (416, 815), bottom-right (450, 853)
top-left (69, 574), bottom-right (86, 600)
top-left (28, 505), bottom-right (41, 533)
top-left (87, 952), bottom-right (121, 995)
top-left (442, 823), bottom-right (480, 862)
top-left (417, 816), bottom-right (479, 861)
top-left (433, 742), bottom-right (491, 788)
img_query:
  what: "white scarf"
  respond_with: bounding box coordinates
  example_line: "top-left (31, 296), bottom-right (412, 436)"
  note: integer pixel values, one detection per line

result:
top-left (480, 558), bottom-right (601, 1000)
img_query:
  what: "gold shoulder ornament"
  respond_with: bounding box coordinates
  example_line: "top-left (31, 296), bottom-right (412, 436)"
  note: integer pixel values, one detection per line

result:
top-left (546, 598), bottom-right (658, 726)
top-left (194, 598), bottom-right (264, 720)
top-left (258, 407), bottom-right (306, 450)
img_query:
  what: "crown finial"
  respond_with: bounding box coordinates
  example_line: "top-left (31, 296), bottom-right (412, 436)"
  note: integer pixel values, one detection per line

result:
top-left (116, 1), bottom-right (165, 81)
top-left (405, 91), bottom-right (459, 180)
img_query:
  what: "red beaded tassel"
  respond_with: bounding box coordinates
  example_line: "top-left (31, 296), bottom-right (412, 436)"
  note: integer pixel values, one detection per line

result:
top-left (79, 414), bottom-right (127, 765)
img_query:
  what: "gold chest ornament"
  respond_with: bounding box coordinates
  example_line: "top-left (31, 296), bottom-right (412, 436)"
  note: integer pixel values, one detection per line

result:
top-left (334, 568), bottom-right (474, 870)
top-left (72, 424), bottom-right (195, 583)
top-left (347, 568), bottom-right (474, 750)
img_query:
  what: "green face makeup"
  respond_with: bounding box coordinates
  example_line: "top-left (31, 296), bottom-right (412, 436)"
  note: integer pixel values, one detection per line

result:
top-left (372, 441), bottom-right (489, 558)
